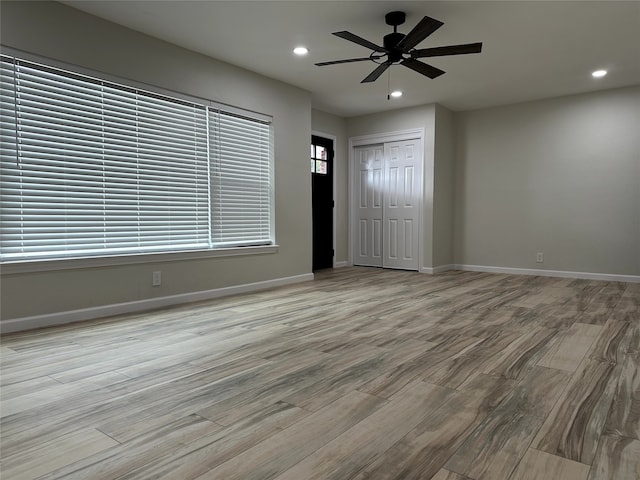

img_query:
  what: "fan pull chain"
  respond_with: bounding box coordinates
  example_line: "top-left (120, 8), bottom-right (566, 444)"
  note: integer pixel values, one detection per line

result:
top-left (387, 68), bottom-right (391, 100)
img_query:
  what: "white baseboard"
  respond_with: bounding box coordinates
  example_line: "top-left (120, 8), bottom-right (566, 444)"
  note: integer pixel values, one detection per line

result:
top-left (334, 261), bottom-right (349, 268)
top-left (421, 264), bottom-right (456, 274)
top-left (453, 264), bottom-right (640, 283)
top-left (0, 273), bottom-right (315, 334)
top-left (4, 264), bottom-right (637, 334)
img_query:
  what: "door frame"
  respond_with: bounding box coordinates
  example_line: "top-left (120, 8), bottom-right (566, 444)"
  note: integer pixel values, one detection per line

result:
top-left (311, 130), bottom-right (337, 268)
top-left (348, 128), bottom-right (425, 270)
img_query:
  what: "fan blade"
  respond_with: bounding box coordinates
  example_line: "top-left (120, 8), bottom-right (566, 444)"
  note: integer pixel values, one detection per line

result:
top-left (316, 57), bottom-right (373, 66)
top-left (412, 42), bottom-right (483, 58)
top-left (400, 58), bottom-right (445, 79)
top-left (333, 31), bottom-right (386, 52)
top-left (396, 16), bottom-right (444, 51)
top-left (361, 62), bottom-right (391, 83)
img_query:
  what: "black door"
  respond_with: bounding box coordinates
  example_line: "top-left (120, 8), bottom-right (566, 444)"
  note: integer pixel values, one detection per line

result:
top-left (311, 135), bottom-right (334, 271)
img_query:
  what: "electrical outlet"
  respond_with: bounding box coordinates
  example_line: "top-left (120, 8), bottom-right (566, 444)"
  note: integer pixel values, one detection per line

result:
top-left (536, 252), bottom-right (544, 263)
top-left (152, 271), bottom-right (162, 286)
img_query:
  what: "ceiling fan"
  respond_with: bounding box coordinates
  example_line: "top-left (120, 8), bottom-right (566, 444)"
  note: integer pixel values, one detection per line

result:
top-left (316, 11), bottom-right (482, 83)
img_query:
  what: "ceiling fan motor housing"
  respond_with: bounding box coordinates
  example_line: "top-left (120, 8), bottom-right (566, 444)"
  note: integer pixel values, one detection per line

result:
top-left (384, 33), bottom-right (406, 62)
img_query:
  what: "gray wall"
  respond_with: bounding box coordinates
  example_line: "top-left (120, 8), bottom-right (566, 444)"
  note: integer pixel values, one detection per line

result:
top-left (0, 1), bottom-right (313, 321)
top-left (311, 109), bottom-right (349, 264)
top-left (433, 105), bottom-right (456, 267)
top-left (454, 85), bottom-right (640, 275)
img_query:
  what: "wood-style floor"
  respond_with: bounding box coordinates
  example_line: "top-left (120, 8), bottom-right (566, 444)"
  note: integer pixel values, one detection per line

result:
top-left (1, 267), bottom-right (638, 480)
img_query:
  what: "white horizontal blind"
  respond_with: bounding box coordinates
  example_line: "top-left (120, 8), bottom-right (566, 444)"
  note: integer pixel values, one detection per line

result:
top-left (210, 108), bottom-right (273, 247)
top-left (0, 55), bottom-right (210, 261)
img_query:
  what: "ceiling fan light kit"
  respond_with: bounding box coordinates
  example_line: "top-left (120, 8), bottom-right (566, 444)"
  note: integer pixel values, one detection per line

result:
top-left (316, 11), bottom-right (483, 84)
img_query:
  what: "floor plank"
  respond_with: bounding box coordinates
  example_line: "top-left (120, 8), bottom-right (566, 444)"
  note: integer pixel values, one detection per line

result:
top-left (602, 352), bottom-right (639, 440)
top-left (198, 389), bottom-right (388, 480)
top-left (588, 318), bottom-right (631, 364)
top-left (40, 414), bottom-right (223, 480)
top-left (0, 428), bottom-right (119, 480)
top-left (444, 366), bottom-right (570, 479)
top-left (98, 402), bottom-right (309, 480)
top-left (509, 448), bottom-right (590, 480)
top-left (269, 380), bottom-right (454, 480)
top-left (587, 435), bottom-right (640, 480)
top-left (355, 375), bottom-right (513, 479)
top-left (481, 326), bottom-right (558, 380)
top-left (532, 358), bottom-right (621, 464)
top-left (537, 322), bottom-right (602, 372)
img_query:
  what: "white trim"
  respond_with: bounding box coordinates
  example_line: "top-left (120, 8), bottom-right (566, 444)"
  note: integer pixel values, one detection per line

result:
top-left (0, 273), bottom-right (315, 334)
top-left (1, 245), bottom-right (279, 274)
top-left (334, 261), bottom-right (349, 268)
top-left (453, 264), bottom-right (640, 283)
top-left (421, 264), bottom-right (455, 274)
top-left (348, 128), bottom-right (426, 271)
top-left (349, 129), bottom-right (425, 147)
top-left (312, 130), bottom-right (338, 268)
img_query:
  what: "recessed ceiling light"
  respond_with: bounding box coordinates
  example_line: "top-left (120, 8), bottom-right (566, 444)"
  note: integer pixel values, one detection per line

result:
top-left (390, 90), bottom-right (403, 98)
top-left (293, 47), bottom-right (309, 56)
top-left (592, 70), bottom-right (607, 78)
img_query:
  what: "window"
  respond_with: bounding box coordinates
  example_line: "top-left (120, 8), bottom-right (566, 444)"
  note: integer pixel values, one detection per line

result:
top-left (0, 53), bottom-right (274, 262)
top-left (210, 109), bottom-right (273, 247)
top-left (310, 143), bottom-right (328, 175)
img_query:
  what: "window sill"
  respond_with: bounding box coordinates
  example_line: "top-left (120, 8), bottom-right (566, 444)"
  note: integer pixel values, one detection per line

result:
top-left (0, 245), bottom-right (279, 275)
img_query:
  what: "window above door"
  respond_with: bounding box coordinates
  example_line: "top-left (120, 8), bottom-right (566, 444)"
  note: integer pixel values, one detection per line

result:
top-left (310, 144), bottom-right (328, 175)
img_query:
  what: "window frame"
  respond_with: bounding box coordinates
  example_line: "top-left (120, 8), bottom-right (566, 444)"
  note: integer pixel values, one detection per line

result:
top-left (0, 48), bottom-right (278, 273)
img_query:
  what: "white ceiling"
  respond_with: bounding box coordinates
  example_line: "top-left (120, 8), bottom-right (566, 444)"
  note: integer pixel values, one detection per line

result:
top-left (62, 1), bottom-right (640, 117)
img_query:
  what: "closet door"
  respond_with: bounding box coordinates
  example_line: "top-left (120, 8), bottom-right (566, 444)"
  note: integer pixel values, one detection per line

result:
top-left (383, 140), bottom-right (421, 270)
top-left (353, 144), bottom-right (384, 267)
top-left (352, 137), bottom-right (422, 271)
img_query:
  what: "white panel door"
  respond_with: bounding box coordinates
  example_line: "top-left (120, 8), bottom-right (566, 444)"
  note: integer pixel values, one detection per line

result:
top-left (352, 138), bottom-right (422, 271)
top-left (382, 140), bottom-right (421, 270)
top-left (353, 144), bottom-right (384, 267)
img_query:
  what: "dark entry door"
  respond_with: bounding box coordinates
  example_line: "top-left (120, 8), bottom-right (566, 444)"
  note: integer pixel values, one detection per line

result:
top-left (311, 135), bottom-right (334, 271)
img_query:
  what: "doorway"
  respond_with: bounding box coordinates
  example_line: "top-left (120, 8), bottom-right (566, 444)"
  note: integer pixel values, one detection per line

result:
top-left (351, 133), bottom-right (423, 271)
top-left (311, 134), bottom-right (334, 271)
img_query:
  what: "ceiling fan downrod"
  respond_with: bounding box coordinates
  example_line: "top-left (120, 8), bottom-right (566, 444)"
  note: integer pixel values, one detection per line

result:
top-left (384, 11), bottom-right (407, 60)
